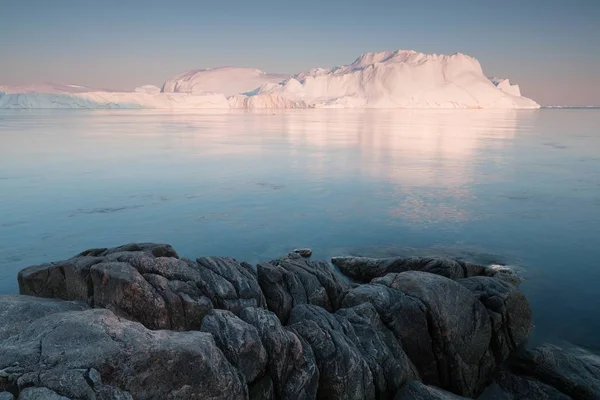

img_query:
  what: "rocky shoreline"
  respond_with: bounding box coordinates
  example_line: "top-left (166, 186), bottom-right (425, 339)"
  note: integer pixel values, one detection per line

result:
top-left (1, 243), bottom-right (598, 399)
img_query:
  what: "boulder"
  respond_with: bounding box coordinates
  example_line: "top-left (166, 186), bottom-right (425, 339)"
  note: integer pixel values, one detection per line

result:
top-left (373, 272), bottom-right (494, 397)
top-left (289, 319), bottom-right (375, 400)
top-left (257, 253), bottom-right (350, 323)
top-left (343, 271), bottom-right (495, 398)
top-left (200, 309), bottom-right (268, 385)
top-left (0, 295), bottom-right (247, 400)
top-left (331, 256), bottom-right (485, 283)
top-left (0, 392), bottom-right (14, 400)
top-left (289, 304), bottom-right (418, 399)
top-left (458, 277), bottom-right (532, 362)
top-left (393, 381), bottom-right (469, 400)
top-left (331, 255), bottom-right (522, 285)
top-left (17, 387), bottom-right (69, 400)
top-left (508, 344), bottom-right (600, 400)
top-left (342, 280), bottom-right (438, 385)
top-left (493, 369), bottom-right (571, 399)
top-left (18, 243), bottom-right (266, 330)
top-left (239, 307), bottom-right (318, 400)
top-left (293, 248), bottom-right (313, 258)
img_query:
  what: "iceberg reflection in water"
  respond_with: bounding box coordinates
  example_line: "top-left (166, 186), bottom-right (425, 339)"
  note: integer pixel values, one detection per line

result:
top-left (0, 108), bottom-right (599, 350)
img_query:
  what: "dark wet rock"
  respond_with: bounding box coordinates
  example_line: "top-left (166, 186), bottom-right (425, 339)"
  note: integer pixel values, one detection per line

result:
top-left (17, 387), bottom-right (69, 400)
top-left (239, 307), bottom-right (318, 400)
top-left (200, 309), bottom-right (267, 385)
top-left (508, 344), bottom-right (600, 400)
top-left (0, 393), bottom-right (14, 400)
top-left (248, 376), bottom-right (274, 400)
top-left (374, 272), bottom-right (494, 397)
top-left (257, 252), bottom-right (350, 323)
top-left (393, 381), bottom-right (469, 400)
top-left (331, 256), bottom-right (486, 283)
top-left (194, 256), bottom-right (267, 314)
top-left (330, 256), bottom-right (524, 286)
top-left (481, 265), bottom-right (522, 286)
top-left (342, 279), bottom-right (438, 386)
top-left (336, 303), bottom-right (420, 398)
top-left (18, 243), bottom-right (265, 330)
top-left (0, 295), bottom-right (247, 400)
top-left (293, 248), bottom-right (313, 258)
top-left (458, 277), bottom-right (532, 362)
top-left (289, 318), bottom-right (375, 400)
top-left (493, 369), bottom-right (571, 399)
top-left (343, 271), bottom-right (495, 397)
top-left (15, 369), bottom-right (133, 400)
top-left (289, 303), bottom-right (419, 399)
top-left (77, 243), bottom-right (179, 258)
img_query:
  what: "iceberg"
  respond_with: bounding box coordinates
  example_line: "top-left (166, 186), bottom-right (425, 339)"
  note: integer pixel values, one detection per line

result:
top-left (0, 50), bottom-right (539, 109)
top-left (161, 67), bottom-right (288, 96)
top-left (249, 50), bottom-right (539, 109)
top-left (134, 85), bottom-right (161, 94)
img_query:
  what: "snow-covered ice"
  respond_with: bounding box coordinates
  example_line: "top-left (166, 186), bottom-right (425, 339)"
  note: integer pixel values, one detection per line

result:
top-left (0, 50), bottom-right (540, 109)
top-left (161, 67), bottom-right (288, 96)
top-left (134, 85), bottom-right (162, 94)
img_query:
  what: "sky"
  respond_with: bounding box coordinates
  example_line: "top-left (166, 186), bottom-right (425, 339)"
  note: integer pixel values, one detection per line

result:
top-left (1, 0), bottom-right (599, 106)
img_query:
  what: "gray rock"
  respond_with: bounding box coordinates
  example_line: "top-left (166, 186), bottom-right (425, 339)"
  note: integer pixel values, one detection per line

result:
top-left (18, 243), bottom-right (266, 330)
top-left (375, 272), bottom-right (494, 397)
top-left (393, 381), bottom-right (469, 400)
top-left (0, 295), bottom-right (247, 400)
top-left (195, 256), bottom-right (267, 313)
top-left (0, 295), bottom-right (88, 340)
top-left (293, 248), bottom-right (313, 258)
top-left (289, 304), bottom-right (419, 399)
top-left (248, 376), bottom-right (274, 400)
top-left (0, 392), bottom-right (14, 400)
top-left (18, 387), bottom-right (69, 400)
top-left (289, 319), bottom-right (375, 400)
top-left (331, 256), bottom-right (485, 283)
top-left (257, 253), bottom-right (350, 323)
top-left (508, 344), bottom-right (600, 400)
top-left (200, 309), bottom-right (268, 385)
top-left (343, 271), bottom-right (495, 398)
top-left (239, 307), bottom-right (318, 400)
top-left (336, 303), bottom-right (420, 398)
top-left (493, 369), bottom-right (571, 399)
top-left (342, 280), bottom-right (438, 386)
top-left (331, 256), bottom-right (522, 286)
top-left (458, 277), bottom-right (532, 362)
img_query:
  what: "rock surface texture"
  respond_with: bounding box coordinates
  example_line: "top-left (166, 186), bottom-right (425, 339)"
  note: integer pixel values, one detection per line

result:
top-left (4, 243), bottom-right (593, 399)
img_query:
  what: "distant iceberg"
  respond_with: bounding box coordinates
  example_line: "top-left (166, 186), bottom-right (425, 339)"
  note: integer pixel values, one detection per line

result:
top-left (0, 50), bottom-right (540, 109)
top-left (134, 85), bottom-right (161, 94)
top-left (161, 67), bottom-right (288, 97)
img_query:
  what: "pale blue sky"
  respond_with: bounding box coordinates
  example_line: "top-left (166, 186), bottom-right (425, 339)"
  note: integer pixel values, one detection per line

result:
top-left (1, 0), bottom-right (598, 105)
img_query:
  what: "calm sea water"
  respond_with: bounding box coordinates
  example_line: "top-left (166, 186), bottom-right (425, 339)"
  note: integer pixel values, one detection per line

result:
top-left (1, 109), bottom-right (599, 349)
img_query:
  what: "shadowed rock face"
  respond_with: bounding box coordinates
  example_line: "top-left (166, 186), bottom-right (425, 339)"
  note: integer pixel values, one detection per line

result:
top-left (348, 272), bottom-right (495, 397)
top-left (238, 307), bottom-right (319, 400)
top-left (7, 242), bottom-right (557, 399)
top-left (502, 344), bottom-right (600, 400)
top-left (458, 276), bottom-right (532, 363)
top-left (393, 381), bottom-right (470, 399)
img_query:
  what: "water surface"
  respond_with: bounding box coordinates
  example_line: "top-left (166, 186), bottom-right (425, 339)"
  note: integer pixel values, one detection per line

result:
top-left (1, 109), bottom-right (598, 349)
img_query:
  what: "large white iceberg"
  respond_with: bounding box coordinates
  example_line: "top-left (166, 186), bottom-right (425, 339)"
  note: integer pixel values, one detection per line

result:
top-left (0, 50), bottom-right (539, 109)
top-left (249, 50), bottom-right (539, 109)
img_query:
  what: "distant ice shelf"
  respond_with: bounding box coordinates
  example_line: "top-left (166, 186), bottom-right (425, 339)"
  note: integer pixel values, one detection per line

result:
top-left (0, 50), bottom-right (540, 109)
